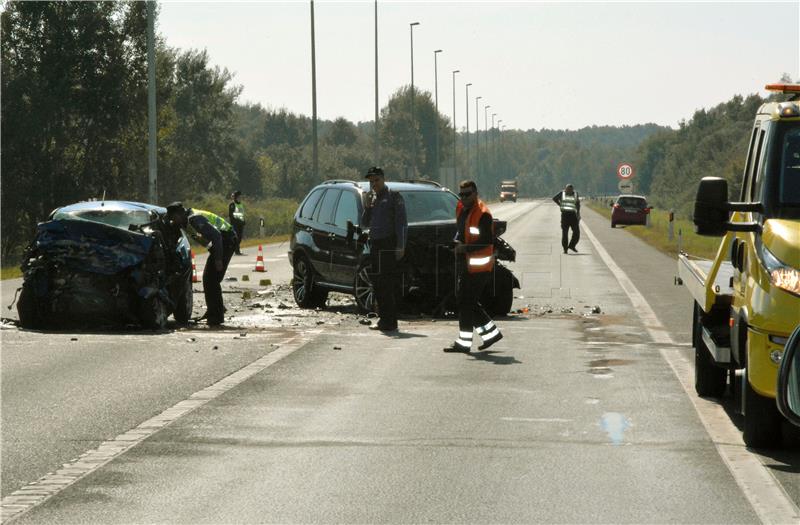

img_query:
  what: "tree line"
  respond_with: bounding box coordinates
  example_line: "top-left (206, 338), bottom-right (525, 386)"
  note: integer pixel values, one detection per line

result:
top-left (1, 1), bottom-right (787, 262)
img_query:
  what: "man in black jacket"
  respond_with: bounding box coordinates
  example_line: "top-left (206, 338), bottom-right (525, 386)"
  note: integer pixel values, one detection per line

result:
top-left (361, 167), bottom-right (407, 332)
top-left (228, 191), bottom-right (246, 255)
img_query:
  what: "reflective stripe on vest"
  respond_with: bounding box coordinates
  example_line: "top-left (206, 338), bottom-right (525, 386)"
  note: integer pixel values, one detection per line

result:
top-left (560, 192), bottom-right (578, 213)
top-left (233, 202), bottom-right (245, 221)
top-left (191, 209), bottom-right (232, 233)
top-left (456, 199), bottom-right (494, 274)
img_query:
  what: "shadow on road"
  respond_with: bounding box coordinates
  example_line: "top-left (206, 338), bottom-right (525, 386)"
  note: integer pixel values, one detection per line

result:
top-left (469, 350), bottom-right (522, 365)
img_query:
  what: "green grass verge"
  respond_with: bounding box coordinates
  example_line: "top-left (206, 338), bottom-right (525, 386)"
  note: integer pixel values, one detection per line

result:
top-left (586, 199), bottom-right (721, 260)
top-left (1, 266), bottom-right (22, 280)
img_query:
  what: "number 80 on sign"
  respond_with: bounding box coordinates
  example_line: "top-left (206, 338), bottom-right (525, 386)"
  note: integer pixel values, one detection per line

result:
top-left (617, 163), bottom-right (634, 180)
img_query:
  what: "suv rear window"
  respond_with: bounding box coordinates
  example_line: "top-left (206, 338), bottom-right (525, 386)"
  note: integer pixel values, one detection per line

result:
top-left (400, 191), bottom-right (459, 223)
top-left (616, 197), bottom-right (647, 208)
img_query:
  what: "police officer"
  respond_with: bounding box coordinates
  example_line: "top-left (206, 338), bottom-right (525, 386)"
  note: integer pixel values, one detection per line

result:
top-left (166, 203), bottom-right (237, 327)
top-left (361, 167), bottom-right (407, 332)
top-left (228, 190), bottom-right (246, 255)
top-left (444, 180), bottom-right (503, 353)
top-left (553, 183), bottom-right (581, 254)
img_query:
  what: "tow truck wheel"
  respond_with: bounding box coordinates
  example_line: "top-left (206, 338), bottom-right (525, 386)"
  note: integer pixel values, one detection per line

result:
top-left (693, 303), bottom-right (726, 397)
top-left (742, 366), bottom-right (782, 448)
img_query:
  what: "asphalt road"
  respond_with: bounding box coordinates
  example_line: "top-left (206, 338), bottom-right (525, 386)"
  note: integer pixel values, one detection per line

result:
top-left (1, 199), bottom-right (798, 523)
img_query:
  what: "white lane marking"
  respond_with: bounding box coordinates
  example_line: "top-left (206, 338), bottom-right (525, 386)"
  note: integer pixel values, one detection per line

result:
top-left (0, 330), bottom-right (320, 523)
top-left (501, 417), bottom-right (572, 423)
top-left (582, 221), bottom-right (800, 524)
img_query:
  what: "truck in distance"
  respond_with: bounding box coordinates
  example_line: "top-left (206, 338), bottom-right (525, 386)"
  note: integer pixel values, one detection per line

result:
top-left (499, 180), bottom-right (518, 202)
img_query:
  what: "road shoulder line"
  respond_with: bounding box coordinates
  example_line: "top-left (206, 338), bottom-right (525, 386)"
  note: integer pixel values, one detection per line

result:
top-left (0, 329), bottom-right (320, 523)
top-left (582, 220), bottom-right (799, 525)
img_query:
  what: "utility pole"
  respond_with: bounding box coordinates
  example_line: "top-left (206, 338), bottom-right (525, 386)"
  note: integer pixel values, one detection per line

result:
top-left (434, 49), bottom-right (442, 183)
top-left (310, 1), bottom-right (319, 180)
top-left (484, 105), bottom-right (490, 181)
top-left (147, 0), bottom-right (157, 203)
top-left (374, 0), bottom-right (379, 165)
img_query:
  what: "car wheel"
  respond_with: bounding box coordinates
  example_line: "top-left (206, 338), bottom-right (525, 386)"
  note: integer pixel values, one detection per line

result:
top-left (693, 303), bottom-right (727, 397)
top-left (611, 222), bottom-right (616, 228)
top-left (292, 255), bottom-right (328, 308)
top-left (354, 262), bottom-right (376, 314)
top-left (173, 275), bottom-right (193, 324)
top-left (743, 364), bottom-right (782, 448)
top-left (483, 266), bottom-right (514, 317)
top-left (17, 284), bottom-right (43, 329)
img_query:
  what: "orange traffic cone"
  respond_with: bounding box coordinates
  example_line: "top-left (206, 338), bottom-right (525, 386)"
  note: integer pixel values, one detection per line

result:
top-left (255, 245), bottom-right (266, 272)
top-left (191, 250), bottom-right (199, 283)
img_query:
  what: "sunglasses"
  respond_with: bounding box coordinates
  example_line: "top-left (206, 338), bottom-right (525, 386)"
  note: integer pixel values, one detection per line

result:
top-left (459, 190), bottom-right (474, 198)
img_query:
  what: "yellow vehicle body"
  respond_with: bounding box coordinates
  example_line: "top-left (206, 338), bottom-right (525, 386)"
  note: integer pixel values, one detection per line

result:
top-left (730, 214), bottom-right (800, 398)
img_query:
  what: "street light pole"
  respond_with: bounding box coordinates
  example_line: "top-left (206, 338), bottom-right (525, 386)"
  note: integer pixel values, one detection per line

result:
top-left (475, 96), bottom-right (482, 182)
top-left (452, 70), bottom-right (460, 180)
top-left (146, 0), bottom-right (157, 203)
top-left (434, 49), bottom-right (442, 183)
top-left (465, 82), bottom-right (472, 180)
top-left (497, 120), bottom-right (503, 180)
top-left (483, 105), bottom-right (490, 182)
top-left (374, 0), bottom-right (379, 165)
top-left (491, 113), bottom-right (497, 178)
top-left (310, 0), bottom-right (319, 180)
top-left (409, 21), bottom-right (420, 178)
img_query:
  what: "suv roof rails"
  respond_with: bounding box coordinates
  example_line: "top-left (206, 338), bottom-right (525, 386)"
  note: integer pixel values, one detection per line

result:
top-left (322, 179), bottom-right (359, 186)
top-left (400, 179), bottom-right (442, 187)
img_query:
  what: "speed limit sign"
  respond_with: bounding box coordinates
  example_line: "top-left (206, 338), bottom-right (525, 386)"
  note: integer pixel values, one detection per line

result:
top-left (617, 163), bottom-right (634, 180)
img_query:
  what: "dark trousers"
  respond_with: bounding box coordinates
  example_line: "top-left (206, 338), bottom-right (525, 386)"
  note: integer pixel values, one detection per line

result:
top-left (203, 231), bottom-right (237, 324)
top-left (369, 237), bottom-right (399, 328)
top-left (561, 212), bottom-right (580, 251)
top-left (232, 220), bottom-right (245, 253)
top-left (457, 271), bottom-right (492, 335)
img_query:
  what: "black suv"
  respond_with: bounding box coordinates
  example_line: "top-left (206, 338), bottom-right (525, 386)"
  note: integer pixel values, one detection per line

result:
top-left (289, 180), bottom-right (519, 316)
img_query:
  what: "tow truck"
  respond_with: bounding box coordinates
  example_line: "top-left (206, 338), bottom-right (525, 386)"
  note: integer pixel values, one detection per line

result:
top-left (499, 180), bottom-right (518, 202)
top-left (678, 83), bottom-right (800, 448)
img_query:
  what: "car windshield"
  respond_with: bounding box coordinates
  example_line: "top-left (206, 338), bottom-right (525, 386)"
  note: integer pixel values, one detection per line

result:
top-left (399, 190), bottom-right (459, 223)
top-left (501, 186), bottom-right (515, 191)
top-left (53, 208), bottom-right (153, 229)
top-left (617, 197), bottom-right (646, 208)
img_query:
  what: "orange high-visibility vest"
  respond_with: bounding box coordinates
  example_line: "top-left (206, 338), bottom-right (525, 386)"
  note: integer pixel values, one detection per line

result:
top-left (456, 199), bottom-right (494, 273)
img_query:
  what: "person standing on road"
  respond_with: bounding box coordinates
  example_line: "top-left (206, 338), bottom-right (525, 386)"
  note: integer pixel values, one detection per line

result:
top-left (166, 203), bottom-right (238, 327)
top-left (228, 190), bottom-right (246, 255)
top-left (361, 167), bottom-right (407, 333)
top-left (444, 180), bottom-right (503, 353)
top-left (553, 183), bottom-right (581, 254)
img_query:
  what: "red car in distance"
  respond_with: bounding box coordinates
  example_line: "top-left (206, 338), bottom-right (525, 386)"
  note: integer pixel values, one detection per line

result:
top-left (611, 194), bottom-right (650, 228)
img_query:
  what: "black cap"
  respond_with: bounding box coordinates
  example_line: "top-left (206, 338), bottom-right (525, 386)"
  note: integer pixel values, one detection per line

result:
top-left (365, 166), bottom-right (384, 178)
top-left (232, 190), bottom-right (242, 197)
top-left (165, 202), bottom-right (186, 215)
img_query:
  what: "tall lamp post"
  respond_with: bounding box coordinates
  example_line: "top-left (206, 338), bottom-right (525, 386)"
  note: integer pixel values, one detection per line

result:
top-left (491, 113), bottom-right (497, 178)
top-left (483, 104), bottom-right (490, 182)
top-left (147, 0), bottom-right (157, 203)
top-left (310, 0), bottom-right (318, 180)
top-left (409, 21), bottom-right (420, 177)
top-left (374, 0), bottom-right (379, 164)
top-left (465, 82), bottom-right (472, 180)
top-left (452, 70), bottom-right (460, 180)
top-left (475, 96), bottom-right (482, 181)
top-left (433, 49), bottom-right (442, 183)
top-left (497, 119), bottom-right (503, 179)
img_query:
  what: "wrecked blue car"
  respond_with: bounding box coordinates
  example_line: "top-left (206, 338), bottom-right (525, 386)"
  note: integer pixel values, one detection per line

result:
top-left (17, 201), bottom-right (193, 329)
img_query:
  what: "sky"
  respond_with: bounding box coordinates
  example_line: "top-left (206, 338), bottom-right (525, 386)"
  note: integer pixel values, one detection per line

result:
top-left (158, 1), bottom-right (800, 131)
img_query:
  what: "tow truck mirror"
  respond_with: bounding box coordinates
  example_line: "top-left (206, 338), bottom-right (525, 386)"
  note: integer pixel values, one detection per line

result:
top-left (777, 325), bottom-right (800, 428)
top-left (693, 177), bottom-right (762, 236)
top-left (693, 177), bottom-right (729, 236)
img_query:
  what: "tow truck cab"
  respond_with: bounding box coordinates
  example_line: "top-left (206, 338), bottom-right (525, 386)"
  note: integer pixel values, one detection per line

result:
top-left (686, 83), bottom-right (800, 448)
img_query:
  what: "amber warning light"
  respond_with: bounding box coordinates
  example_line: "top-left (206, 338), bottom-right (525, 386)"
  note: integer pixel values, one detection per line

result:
top-left (765, 83), bottom-right (800, 93)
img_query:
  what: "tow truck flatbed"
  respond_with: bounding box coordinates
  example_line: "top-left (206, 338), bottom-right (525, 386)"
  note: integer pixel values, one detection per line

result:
top-left (678, 252), bottom-right (734, 313)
